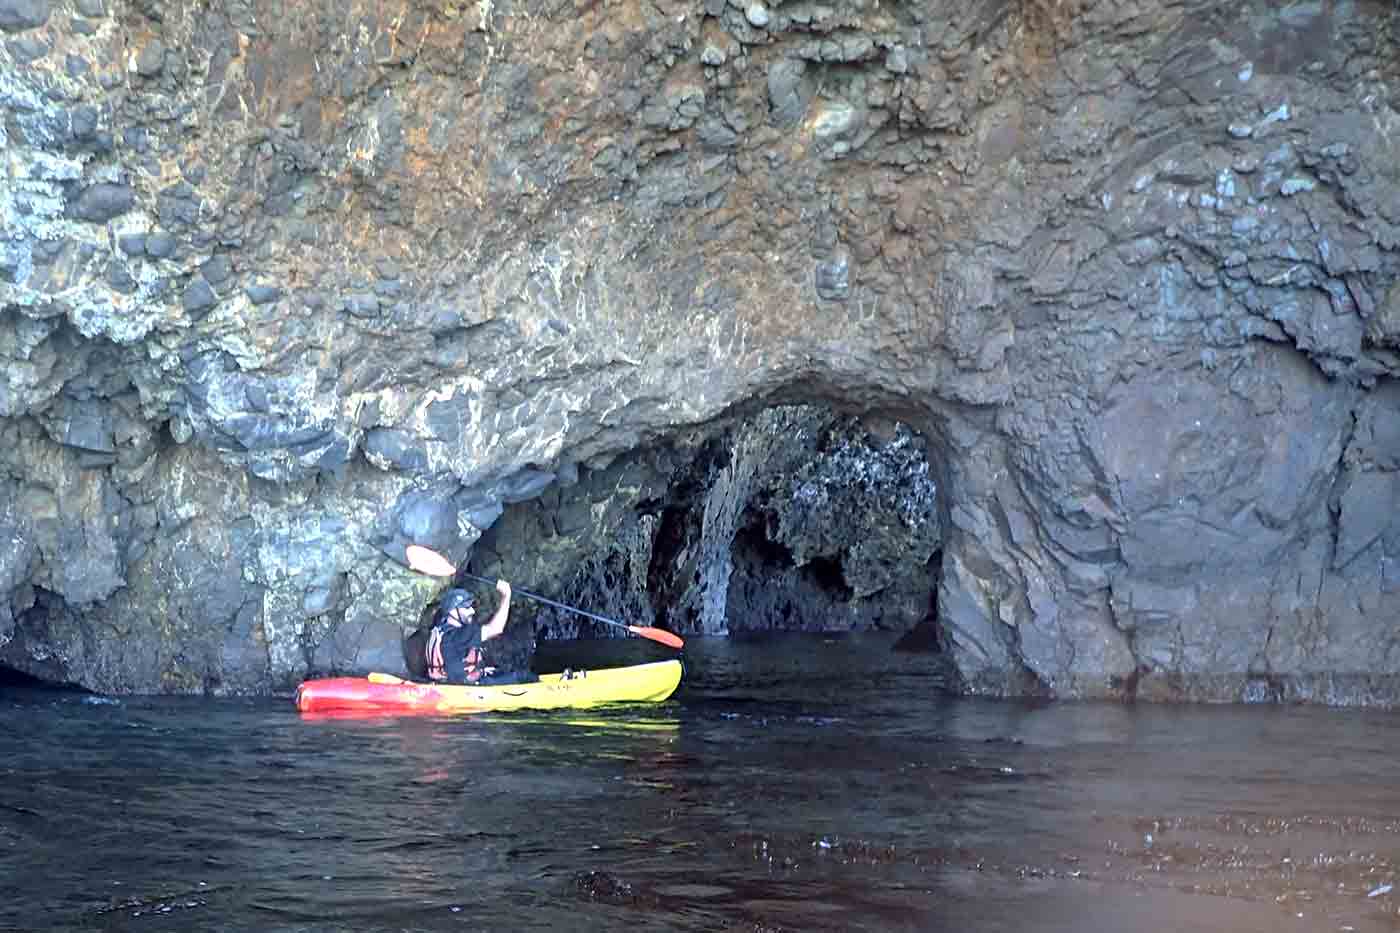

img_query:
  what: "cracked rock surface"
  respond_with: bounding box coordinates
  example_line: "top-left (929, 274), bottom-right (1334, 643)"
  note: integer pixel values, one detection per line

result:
top-left (1, 0), bottom-right (1398, 701)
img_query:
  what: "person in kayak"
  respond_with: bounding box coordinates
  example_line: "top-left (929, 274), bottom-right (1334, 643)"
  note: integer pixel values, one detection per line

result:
top-left (404, 581), bottom-right (534, 685)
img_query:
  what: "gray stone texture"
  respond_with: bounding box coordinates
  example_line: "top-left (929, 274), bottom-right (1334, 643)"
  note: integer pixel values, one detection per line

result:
top-left (0, 0), bottom-right (49, 32)
top-left (67, 183), bottom-right (136, 222)
top-left (0, 0), bottom-right (1398, 704)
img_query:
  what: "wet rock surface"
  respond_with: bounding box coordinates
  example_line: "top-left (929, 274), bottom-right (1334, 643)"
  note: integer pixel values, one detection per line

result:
top-left (0, 0), bottom-right (1397, 700)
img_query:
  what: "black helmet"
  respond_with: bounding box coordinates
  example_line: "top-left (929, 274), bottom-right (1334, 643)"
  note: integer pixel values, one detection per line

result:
top-left (439, 588), bottom-right (475, 611)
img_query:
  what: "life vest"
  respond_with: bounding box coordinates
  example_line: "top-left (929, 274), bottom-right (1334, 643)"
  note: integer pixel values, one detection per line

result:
top-left (425, 622), bottom-right (485, 684)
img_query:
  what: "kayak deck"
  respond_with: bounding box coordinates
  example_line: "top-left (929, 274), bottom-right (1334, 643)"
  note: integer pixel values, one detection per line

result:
top-left (295, 659), bottom-right (682, 715)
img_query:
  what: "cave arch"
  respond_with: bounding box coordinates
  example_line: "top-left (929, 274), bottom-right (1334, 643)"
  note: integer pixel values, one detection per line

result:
top-left (469, 401), bottom-right (969, 670)
top-left (0, 664), bottom-right (87, 692)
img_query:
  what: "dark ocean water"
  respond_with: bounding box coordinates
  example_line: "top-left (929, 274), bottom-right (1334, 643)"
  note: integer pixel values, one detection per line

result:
top-left (2, 634), bottom-right (1398, 932)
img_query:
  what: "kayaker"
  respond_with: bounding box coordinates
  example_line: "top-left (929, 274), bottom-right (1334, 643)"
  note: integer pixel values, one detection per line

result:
top-left (403, 581), bottom-right (535, 685)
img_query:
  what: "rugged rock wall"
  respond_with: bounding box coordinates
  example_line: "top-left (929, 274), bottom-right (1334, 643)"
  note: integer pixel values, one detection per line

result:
top-left (1, 0), bottom-right (1398, 700)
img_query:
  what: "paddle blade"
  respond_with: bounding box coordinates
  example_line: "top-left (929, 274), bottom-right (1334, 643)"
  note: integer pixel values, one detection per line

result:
top-left (405, 544), bottom-right (456, 577)
top-left (367, 672), bottom-right (407, 685)
top-left (628, 626), bottom-right (685, 650)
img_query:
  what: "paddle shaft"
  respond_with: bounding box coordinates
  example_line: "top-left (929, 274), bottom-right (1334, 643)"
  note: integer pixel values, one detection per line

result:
top-left (461, 572), bottom-right (635, 634)
top-left (407, 545), bottom-right (682, 648)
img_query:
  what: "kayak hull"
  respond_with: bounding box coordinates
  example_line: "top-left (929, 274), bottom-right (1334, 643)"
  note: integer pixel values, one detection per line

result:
top-left (294, 660), bottom-right (682, 715)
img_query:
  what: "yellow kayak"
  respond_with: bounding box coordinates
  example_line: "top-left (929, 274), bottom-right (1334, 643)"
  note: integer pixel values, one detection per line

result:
top-left (295, 660), bottom-right (683, 715)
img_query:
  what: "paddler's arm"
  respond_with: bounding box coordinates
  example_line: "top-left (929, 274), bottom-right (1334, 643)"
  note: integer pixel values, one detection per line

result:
top-left (480, 580), bottom-right (512, 641)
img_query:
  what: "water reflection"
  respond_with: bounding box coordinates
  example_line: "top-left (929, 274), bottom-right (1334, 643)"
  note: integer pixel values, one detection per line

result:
top-left (2, 635), bottom-right (1398, 931)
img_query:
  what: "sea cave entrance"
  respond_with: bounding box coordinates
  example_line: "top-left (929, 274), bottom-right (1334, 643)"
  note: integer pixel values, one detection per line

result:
top-left (0, 661), bottom-right (87, 692)
top-left (468, 404), bottom-right (950, 666)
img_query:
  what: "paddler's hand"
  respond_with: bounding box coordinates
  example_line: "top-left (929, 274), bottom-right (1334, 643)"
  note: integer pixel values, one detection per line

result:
top-left (496, 580), bottom-right (512, 601)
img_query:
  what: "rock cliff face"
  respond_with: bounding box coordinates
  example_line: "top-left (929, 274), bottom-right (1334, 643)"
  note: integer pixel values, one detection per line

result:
top-left (1, 0), bottom-right (1398, 701)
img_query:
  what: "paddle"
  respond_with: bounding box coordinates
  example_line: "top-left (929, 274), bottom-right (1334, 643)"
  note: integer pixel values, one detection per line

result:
top-left (404, 545), bottom-right (685, 650)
